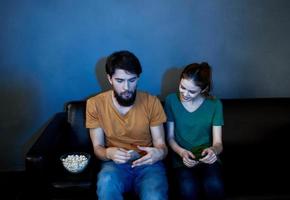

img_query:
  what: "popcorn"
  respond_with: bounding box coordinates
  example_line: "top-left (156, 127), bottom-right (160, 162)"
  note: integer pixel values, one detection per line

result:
top-left (61, 154), bottom-right (89, 173)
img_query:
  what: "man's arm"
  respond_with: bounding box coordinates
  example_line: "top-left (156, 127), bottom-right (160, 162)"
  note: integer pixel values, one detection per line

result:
top-left (89, 128), bottom-right (130, 163)
top-left (89, 128), bottom-right (109, 161)
top-left (151, 124), bottom-right (168, 159)
top-left (131, 124), bottom-right (167, 167)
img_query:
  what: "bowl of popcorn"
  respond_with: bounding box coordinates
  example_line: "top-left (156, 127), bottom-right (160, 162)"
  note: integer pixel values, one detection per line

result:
top-left (60, 152), bottom-right (90, 173)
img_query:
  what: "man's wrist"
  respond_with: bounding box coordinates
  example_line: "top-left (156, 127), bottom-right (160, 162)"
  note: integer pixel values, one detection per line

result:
top-left (156, 146), bottom-right (167, 160)
top-left (105, 148), bottom-right (111, 160)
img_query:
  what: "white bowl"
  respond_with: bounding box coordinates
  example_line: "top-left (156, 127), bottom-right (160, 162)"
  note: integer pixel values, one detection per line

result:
top-left (60, 152), bottom-right (90, 173)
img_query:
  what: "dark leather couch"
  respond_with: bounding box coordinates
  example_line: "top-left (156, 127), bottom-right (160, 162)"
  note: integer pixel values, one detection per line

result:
top-left (25, 98), bottom-right (290, 199)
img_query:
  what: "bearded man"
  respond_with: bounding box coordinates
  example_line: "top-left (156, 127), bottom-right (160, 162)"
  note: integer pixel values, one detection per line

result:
top-left (86, 50), bottom-right (168, 200)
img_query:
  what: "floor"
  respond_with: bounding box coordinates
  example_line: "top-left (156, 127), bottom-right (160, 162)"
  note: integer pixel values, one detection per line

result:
top-left (1, 171), bottom-right (27, 200)
top-left (2, 171), bottom-right (290, 200)
top-left (0, 171), bottom-right (95, 200)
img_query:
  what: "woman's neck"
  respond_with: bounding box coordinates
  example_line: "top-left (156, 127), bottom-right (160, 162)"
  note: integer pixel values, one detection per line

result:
top-left (181, 95), bottom-right (205, 112)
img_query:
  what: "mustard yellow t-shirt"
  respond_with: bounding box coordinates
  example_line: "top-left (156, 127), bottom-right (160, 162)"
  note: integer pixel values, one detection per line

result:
top-left (86, 90), bottom-right (166, 151)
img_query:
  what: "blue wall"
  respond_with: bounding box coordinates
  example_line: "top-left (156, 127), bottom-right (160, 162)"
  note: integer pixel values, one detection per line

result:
top-left (1, 0), bottom-right (290, 171)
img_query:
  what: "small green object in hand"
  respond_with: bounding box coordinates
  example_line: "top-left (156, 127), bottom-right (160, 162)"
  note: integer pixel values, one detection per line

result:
top-left (191, 143), bottom-right (210, 160)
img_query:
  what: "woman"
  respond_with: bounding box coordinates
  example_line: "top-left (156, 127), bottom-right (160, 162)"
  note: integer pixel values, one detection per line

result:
top-left (165, 62), bottom-right (224, 200)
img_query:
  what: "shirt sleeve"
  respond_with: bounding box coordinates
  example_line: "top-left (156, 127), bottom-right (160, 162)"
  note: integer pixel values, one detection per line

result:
top-left (212, 99), bottom-right (224, 126)
top-left (86, 98), bottom-right (100, 128)
top-left (164, 95), bottom-right (174, 122)
top-left (149, 96), bottom-right (167, 126)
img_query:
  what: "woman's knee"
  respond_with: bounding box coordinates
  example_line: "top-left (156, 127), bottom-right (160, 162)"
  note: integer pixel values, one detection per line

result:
top-left (203, 176), bottom-right (224, 199)
top-left (178, 180), bottom-right (199, 199)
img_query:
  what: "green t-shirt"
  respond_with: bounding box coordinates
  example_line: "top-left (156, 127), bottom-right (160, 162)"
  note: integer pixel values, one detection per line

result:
top-left (165, 93), bottom-right (224, 167)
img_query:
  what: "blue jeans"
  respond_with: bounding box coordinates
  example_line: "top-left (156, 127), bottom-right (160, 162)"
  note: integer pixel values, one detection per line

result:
top-left (174, 162), bottom-right (224, 200)
top-left (97, 161), bottom-right (168, 200)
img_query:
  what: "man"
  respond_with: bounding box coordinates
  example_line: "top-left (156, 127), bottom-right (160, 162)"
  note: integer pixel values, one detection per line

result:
top-left (86, 50), bottom-right (168, 200)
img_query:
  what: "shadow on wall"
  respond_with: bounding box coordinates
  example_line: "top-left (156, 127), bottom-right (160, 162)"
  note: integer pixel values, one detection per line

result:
top-left (95, 57), bottom-right (111, 92)
top-left (0, 71), bottom-right (41, 171)
top-left (159, 67), bottom-right (183, 100)
top-left (84, 57), bottom-right (110, 100)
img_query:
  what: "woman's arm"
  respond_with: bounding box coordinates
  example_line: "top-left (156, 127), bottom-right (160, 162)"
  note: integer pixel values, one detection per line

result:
top-left (199, 125), bottom-right (223, 164)
top-left (167, 121), bottom-right (197, 167)
top-left (211, 126), bottom-right (223, 155)
top-left (166, 121), bottom-right (185, 157)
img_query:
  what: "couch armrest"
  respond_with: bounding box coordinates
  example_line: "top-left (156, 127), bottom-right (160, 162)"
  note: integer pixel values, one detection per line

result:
top-left (25, 112), bottom-right (68, 174)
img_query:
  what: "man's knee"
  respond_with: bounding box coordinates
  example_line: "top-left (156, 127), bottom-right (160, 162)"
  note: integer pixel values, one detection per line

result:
top-left (97, 172), bottom-right (125, 200)
top-left (138, 176), bottom-right (168, 200)
top-left (98, 171), bottom-right (120, 187)
top-left (139, 186), bottom-right (167, 200)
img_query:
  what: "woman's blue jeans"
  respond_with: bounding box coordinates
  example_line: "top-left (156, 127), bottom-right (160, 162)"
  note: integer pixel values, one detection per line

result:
top-left (174, 161), bottom-right (225, 200)
top-left (97, 161), bottom-right (168, 200)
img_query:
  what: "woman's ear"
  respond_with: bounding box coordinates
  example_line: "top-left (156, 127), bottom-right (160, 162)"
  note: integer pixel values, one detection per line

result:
top-left (201, 86), bottom-right (209, 94)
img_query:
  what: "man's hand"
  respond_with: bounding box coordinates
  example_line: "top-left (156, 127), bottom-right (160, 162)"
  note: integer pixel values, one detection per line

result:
top-left (106, 147), bottom-right (131, 164)
top-left (131, 146), bottom-right (164, 167)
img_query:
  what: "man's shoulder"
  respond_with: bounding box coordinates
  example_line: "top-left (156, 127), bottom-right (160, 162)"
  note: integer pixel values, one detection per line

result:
top-left (87, 90), bottom-right (111, 104)
top-left (137, 91), bottom-right (160, 103)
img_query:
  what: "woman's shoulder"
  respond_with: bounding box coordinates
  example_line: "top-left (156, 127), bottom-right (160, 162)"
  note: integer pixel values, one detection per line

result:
top-left (206, 97), bottom-right (223, 106)
top-left (165, 93), bottom-right (180, 107)
top-left (165, 93), bottom-right (178, 101)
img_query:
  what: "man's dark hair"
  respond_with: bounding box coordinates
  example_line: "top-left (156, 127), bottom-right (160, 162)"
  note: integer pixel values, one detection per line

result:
top-left (105, 50), bottom-right (142, 77)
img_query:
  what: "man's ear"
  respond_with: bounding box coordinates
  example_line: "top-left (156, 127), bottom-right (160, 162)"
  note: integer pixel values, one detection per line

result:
top-left (107, 74), bottom-right (113, 85)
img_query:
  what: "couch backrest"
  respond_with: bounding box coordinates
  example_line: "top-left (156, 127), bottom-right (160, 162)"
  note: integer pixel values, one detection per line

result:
top-left (65, 101), bottom-right (92, 152)
top-left (63, 98), bottom-right (290, 152)
top-left (221, 98), bottom-right (290, 196)
top-left (64, 98), bottom-right (290, 149)
top-left (222, 98), bottom-right (290, 146)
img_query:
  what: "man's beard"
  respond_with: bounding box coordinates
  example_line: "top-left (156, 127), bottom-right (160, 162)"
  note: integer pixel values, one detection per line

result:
top-left (114, 90), bottom-right (137, 107)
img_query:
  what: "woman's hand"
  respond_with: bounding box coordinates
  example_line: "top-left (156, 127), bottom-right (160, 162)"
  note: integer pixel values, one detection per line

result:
top-left (199, 147), bottom-right (217, 164)
top-left (180, 149), bottom-right (199, 168)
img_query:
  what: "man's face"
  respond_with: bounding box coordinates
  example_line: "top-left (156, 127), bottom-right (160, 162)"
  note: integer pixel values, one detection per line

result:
top-left (179, 78), bottom-right (202, 102)
top-left (108, 69), bottom-right (139, 106)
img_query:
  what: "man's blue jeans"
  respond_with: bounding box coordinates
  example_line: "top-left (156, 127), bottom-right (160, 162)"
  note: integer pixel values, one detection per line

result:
top-left (97, 161), bottom-right (168, 200)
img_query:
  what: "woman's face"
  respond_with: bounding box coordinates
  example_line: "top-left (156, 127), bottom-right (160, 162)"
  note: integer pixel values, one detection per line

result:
top-left (179, 78), bottom-right (202, 102)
